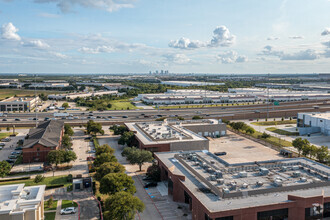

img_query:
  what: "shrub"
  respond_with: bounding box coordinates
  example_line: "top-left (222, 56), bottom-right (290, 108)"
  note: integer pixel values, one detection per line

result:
top-left (34, 174), bottom-right (45, 183)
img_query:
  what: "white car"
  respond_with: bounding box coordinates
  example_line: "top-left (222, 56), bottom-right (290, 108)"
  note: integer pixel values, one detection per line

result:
top-left (60, 207), bottom-right (76, 215)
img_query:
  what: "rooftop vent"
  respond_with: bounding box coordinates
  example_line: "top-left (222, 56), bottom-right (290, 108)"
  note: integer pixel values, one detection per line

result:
top-left (256, 181), bottom-right (263, 187)
top-left (242, 183), bottom-right (248, 189)
top-left (217, 179), bottom-right (224, 185)
top-left (239, 171), bottom-right (248, 178)
top-left (223, 188), bottom-right (230, 194)
top-left (292, 171), bottom-right (301, 178)
top-left (300, 177), bottom-right (307, 182)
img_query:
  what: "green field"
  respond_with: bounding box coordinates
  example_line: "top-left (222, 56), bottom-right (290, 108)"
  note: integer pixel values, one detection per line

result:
top-left (44, 212), bottom-right (56, 220)
top-left (44, 200), bottom-right (58, 211)
top-left (0, 89), bottom-right (61, 100)
top-left (0, 132), bottom-right (12, 139)
top-left (266, 127), bottom-right (299, 136)
top-left (251, 120), bottom-right (297, 126)
top-left (61, 200), bottom-right (78, 209)
top-left (0, 175), bottom-right (70, 187)
top-left (109, 99), bottom-right (139, 110)
top-left (251, 130), bottom-right (293, 147)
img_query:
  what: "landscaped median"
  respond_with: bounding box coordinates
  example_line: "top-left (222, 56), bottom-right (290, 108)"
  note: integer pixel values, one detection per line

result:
top-left (266, 127), bottom-right (299, 136)
top-left (61, 200), bottom-right (78, 209)
top-left (251, 119), bottom-right (297, 126)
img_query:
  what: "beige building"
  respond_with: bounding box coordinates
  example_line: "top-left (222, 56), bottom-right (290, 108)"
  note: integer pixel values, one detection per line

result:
top-left (0, 97), bottom-right (40, 112)
top-left (0, 184), bottom-right (46, 220)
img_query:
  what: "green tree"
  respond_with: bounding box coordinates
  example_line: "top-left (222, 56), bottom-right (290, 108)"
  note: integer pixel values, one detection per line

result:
top-left (302, 144), bottom-right (311, 157)
top-left (64, 124), bottom-right (74, 136)
top-left (118, 131), bottom-right (135, 146)
top-left (245, 126), bottom-right (255, 134)
top-left (261, 132), bottom-right (270, 139)
top-left (95, 162), bottom-right (125, 181)
top-left (0, 161), bottom-right (11, 177)
top-left (94, 153), bottom-right (117, 167)
top-left (46, 196), bottom-right (54, 208)
top-left (110, 125), bottom-right (128, 135)
top-left (100, 173), bottom-right (136, 195)
top-left (47, 150), bottom-right (65, 167)
top-left (63, 150), bottom-right (77, 165)
top-left (62, 102), bottom-right (69, 109)
top-left (103, 191), bottom-right (144, 220)
top-left (39, 93), bottom-right (48, 101)
top-left (62, 134), bottom-right (72, 149)
top-left (292, 138), bottom-right (310, 157)
top-left (34, 174), bottom-right (45, 183)
top-left (87, 120), bottom-right (104, 135)
top-left (146, 164), bottom-right (161, 182)
top-left (96, 144), bottom-right (115, 156)
top-left (309, 145), bottom-right (318, 159)
top-left (315, 146), bottom-right (329, 163)
top-left (124, 147), bottom-right (153, 171)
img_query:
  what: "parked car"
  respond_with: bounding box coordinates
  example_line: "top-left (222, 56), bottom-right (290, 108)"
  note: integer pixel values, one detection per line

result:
top-left (144, 182), bottom-right (158, 188)
top-left (88, 150), bottom-right (96, 154)
top-left (214, 152), bottom-right (227, 156)
top-left (6, 159), bottom-right (14, 164)
top-left (60, 207), bottom-right (76, 215)
top-left (0, 146), bottom-right (3, 150)
top-left (0, 143), bottom-right (5, 147)
top-left (8, 155), bottom-right (17, 159)
top-left (87, 156), bottom-right (96, 161)
top-left (142, 176), bottom-right (153, 181)
top-left (15, 147), bottom-right (22, 150)
top-left (11, 151), bottom-right (21, 155)
top-left (1, 138), bottom-right (11, 142)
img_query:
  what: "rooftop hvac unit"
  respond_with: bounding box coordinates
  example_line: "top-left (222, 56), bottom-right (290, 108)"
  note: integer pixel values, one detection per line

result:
top-left (292, 165), bottom-right (300, 170)
top-left (292, 171), bottom-right (301, 178)
top-left (215, 170), bottom-right (223, 178)
top-left (312, 178), bottom-right (321, 183)
top-left (239, 171), bottom-right (248, 178)
top-left (223, 188), bottom-right (230, 194)
top-left (230, 182), bottom-right (237, 190)
top-left (281, 166), bottom-right (288, 172)
top-left (256, 181), bottom-right (263, 187)
top-left (217, 179), bottom-right (224, 185)
top-left (242, 183), bottom-right (248, 189)
top-left (207, 168), bottom-right (214, 173)
top-left (210, 175), bottom-right (216, 181)
top-left (259, 168), bottom-right (269, 176)
top-left (300, 177), bottom-right (307, 182)
top-left (210, 160), bottom-right (215, 164)
top-left (274, 179), bottom-right (282, 187)
top-left (192, 156), bottom-right (197, 161)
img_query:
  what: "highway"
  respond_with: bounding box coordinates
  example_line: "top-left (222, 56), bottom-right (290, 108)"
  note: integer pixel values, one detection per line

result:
top-left (0, 99), bottom-right (329, 126)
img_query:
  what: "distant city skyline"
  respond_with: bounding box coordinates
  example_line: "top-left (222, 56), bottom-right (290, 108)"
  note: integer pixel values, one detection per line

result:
top-left (1, 0), bottom-right (330, 74)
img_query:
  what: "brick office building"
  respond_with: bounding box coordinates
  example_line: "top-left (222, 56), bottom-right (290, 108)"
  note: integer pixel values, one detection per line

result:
top-left (22, 120), bottom-right (64, 163)
top-left (125, 119), bottom-right (226, 152)
top-left (155, 151), bottom-right (330, 220)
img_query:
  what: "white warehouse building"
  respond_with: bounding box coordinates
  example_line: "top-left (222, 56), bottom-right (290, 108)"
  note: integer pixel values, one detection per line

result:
top-left (297, 112), bottom-right (330, 136)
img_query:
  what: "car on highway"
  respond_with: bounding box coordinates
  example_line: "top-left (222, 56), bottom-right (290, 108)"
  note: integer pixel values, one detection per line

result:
top-left (15, 118), bottom-right (21, 121)
top-left (96, 116), bottom-right (101, 119)
top-left (44, 117), bottom-right (50, 121)
top-left (2, 118), bottom-right (7, 121)
top-left (144, 182), bottom-right (158, 188)
top-left (214, 152), bottom-right (227, 156)
top-left (60, 207), bottom-right (76, 215)
top-left (32, 118), bottom-right (38, 121)
top-left (89, 113), bottom-right (94, 116)
top-left (107, 116), bottom-right (113, 118)
top-left (73, 116), bottom-right (79, 119)
top-left (122, 115), bottom-right (128, 118)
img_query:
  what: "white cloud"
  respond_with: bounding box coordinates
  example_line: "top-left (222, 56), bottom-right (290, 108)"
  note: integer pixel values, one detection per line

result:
top-left (50, 52), bottom-right (68, 59)
top-left (261, 45), bottom-right (319, 60)
top-left (217, 50), bottom-right (247, 64)
top-left (163, 54), bottom-right (191, 64)
top-left (34, 0), bottom-right (134, 13)
top-left (289, 36), bottom-right (304, 39)
top-left (79, 45), bottom-right (115, 54)
top-left (22, 40), bottom-right (50, 49)
top-left (169, 25), bottom-right (235, 50)
top-left (168, 37), bottom-right (206, 50)
top-left (321, 28), bottom-right (330, 36)
top-left (1, 22), bottom-right (21, 41)
top-left (267, 37), bottom-right (279, 41)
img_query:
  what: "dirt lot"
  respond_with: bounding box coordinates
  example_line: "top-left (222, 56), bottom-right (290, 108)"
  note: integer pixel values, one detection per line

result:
top-left (209, 131), bottom-right (284, 164)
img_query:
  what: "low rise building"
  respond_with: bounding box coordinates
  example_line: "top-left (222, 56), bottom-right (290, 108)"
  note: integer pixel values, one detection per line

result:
top-left (22, 120), bottom-right (64, 163)
top-left (48, 90), bottom-right (118, 100)
top-left (125, 119), bottom-right (226, 152)
top-left (155, 150), bottom-right (330, 220)
top-left (297, 112), bottom-right (330, 136)
top-left (0, 184), bottom-right (45, 220)
top-left (0, 97), bottom-right (40, 112)
top-left (161, 81), bottom-right (225, 87)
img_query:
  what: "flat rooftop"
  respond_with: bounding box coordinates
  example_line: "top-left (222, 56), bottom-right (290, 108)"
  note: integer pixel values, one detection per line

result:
top-left (299, 112), bottom-right (330, 120)
top-left (209, 131), bottom-right (283, 163)
top-left (155, 151), bottom-right (330, 212)
top-left (1, 97), bottom-right (36, 102)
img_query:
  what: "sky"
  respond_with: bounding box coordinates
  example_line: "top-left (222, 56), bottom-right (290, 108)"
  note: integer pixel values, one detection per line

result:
top-left (0, 0), bottom-right (330, 74)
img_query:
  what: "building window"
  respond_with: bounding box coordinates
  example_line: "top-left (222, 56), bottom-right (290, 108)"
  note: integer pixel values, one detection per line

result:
top-left (215, 216), bottom-right (234, 220)
top-left (257, 208), bottom-right (288, 220)
top-left (324, 202), bottom-right (330, 217)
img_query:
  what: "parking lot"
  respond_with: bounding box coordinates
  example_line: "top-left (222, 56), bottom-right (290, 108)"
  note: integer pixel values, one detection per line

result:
top-left (0, 128), bottom-right (29, 163)
top-left (209, 131), bottom-right (284, 164)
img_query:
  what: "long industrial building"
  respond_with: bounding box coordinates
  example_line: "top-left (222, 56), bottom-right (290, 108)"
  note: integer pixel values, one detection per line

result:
top-left (155, 150), bottom-right (330, 220)
top-left (125, 119), bottom-right (226, 152)
top-left (136, 89), bottom-right (330, 105)
top-left (0, 97), bottom-right (40, 112)
top-left (297, 112), bottom-right (330, 136)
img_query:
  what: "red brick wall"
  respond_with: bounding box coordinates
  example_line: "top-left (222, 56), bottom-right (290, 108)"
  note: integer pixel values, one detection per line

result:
top-left (136, 137), bottom-right (170, 152)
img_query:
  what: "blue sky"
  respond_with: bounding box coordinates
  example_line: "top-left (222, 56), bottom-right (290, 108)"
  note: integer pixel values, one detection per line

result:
top-left (1, 0), bottom-right (330, 74)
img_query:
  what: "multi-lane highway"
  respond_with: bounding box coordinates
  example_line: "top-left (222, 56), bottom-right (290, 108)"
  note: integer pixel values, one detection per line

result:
top-left (0, 99), bottom-right (329, 126)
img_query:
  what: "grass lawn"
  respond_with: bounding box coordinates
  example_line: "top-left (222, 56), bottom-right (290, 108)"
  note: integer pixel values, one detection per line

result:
top-left (250, 130), bottom-right (293, 147)
top-left (44, 212), bottom-right (56, 220)
top-left (251, 120), bottom-right (297, 126)
top-left (109, 99), bottom-right (139, 110)
top-left (61, 200), bottom-right (78, 209)
top-left (0, 89), bottom-right (61, 100)
top-left (44, 200), bottom-right (58, 211)
top-left (266, 127), bottom-right (299, 136)
top-left (0, 132), bottom-right (12, 139)
top-left (0, 175), bottom-right (70, 187)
